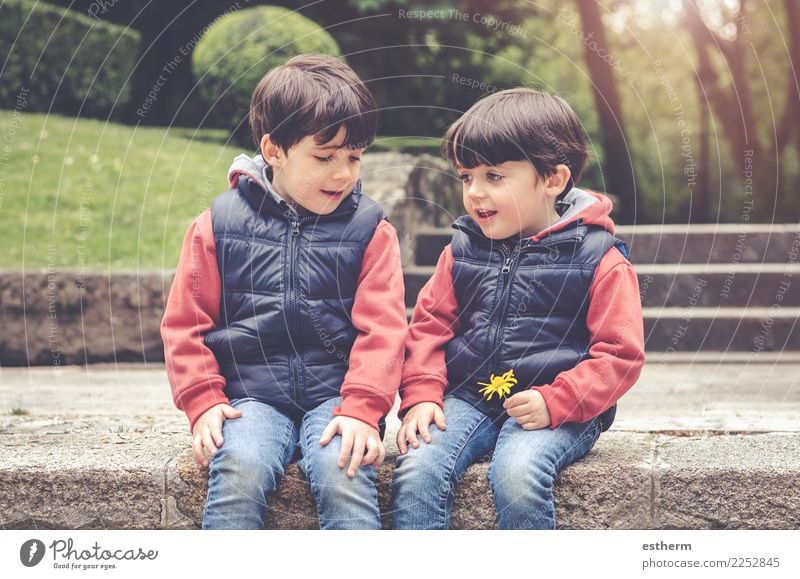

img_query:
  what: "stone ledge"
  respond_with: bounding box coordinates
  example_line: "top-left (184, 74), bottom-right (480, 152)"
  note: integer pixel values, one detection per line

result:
top-left (2, 431), bottom-right (798, 530)
top-left (413, 226), bottom-right (800, 266)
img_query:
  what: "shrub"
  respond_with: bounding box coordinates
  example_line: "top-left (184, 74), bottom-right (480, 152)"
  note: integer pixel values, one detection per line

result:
top-left (192, 5), bottom-right (341, 146)
top-left (0, 0), bottom-right (140, 118)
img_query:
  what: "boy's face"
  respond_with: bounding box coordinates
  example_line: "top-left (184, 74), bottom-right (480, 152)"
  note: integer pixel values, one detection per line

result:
top-left (262, 126), bottom-right (365, 216)
top-left (457, 160), bottom-right (566, 240)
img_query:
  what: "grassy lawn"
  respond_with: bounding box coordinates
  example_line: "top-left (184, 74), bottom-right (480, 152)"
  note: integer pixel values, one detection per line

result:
top-left (0, 111), bottom-right (442, 270)
top-left (0, 110), bottom-right (242, 269)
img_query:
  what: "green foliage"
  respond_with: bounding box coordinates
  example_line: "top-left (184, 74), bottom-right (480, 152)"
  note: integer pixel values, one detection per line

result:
top-left (0, 0), bottom-right (140, 118)
top-left (481, 0), bottom-right (799, 222)
top-left (0, 109), bottom-right (240, 269)
top-left (337, 0), bottom-right (538, 137)
top-left (192, 5), bottom-right (341, 146)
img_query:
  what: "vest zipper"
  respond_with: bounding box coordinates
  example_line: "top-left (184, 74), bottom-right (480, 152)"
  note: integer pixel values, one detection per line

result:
top-left (489, 243), bottom-right (523, 371)
top-left (287, 213), bottom-right (302, 407)
top-left (284, 203), bottom-right (359, 409)
top-left (485, 233), bottom-right (582, 378)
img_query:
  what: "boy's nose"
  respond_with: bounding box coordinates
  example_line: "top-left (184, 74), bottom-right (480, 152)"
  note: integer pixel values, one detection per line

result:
top-left (332, 161), bottom-right (357, 183)
top-left (466, 181), bottom-right (485, 200)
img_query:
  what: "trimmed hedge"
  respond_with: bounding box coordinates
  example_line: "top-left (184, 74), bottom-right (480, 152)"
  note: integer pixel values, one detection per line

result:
top-left (192, 5), bottom-right (341, 146)
top-left (0, 0), bottom-right (140, 118)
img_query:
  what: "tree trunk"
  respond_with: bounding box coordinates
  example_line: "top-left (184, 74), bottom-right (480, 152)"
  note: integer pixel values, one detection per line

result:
top-left (682, 0), bottom-right (780, 220)
top-left (575, 0), bottom-right (639, 223)
top-left (776, 0), bottom-right (800, 215)
top-left (696, 85), bottom-right (712, 223)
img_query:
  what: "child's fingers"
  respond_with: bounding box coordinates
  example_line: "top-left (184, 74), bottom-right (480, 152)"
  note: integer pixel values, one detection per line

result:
top-left (397, 424), bottom-right (408, 455)
top-left (348, 436), bottom-right (366, 477)
top-left (433, 408), bottom-right (447, 430)
top-left (505, 403), bottom-right (527, 417)
top-left (338, 430), bottom-right (354, 468)
top-left (406, 420), bottom-right (420, 449)
top-left (221, 405), bottom-right (243, 420)
top-left (319, 418), bottom-right (339, 446)
top-left (362, 437), bottom-right (380, 465)
top-left (513, 413), bottom-right (529, 425)
top-left (192, 434), bottom-right (208, 468)
top-left (376, 440), bottom-right (386, 467)
top-left (503, 393), bottom-right (524, 408)
top-left (201, 425), bottom-right (219, 456)
top-left (514, 411), bottom-right (543, 428)
top-left (210, 420), bottom-right (224, 447)
top-left (418, 418), bottom-right (432, 444)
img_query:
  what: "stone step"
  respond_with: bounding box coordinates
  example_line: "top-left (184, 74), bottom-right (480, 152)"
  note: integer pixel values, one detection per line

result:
top-left (2, 362), bottom-right (799, 529)
top-left (0, 264), bottom-right (800, 366)
top-left (3, 361), bottom-right (798, 435)
top-left (3, 430), bottom-right (798, 529)
top-left (404, 265), bottom-right (800, 308)
top-left (404, 299), bottom-right (800, 352)
top-left (643, 307), bottom-right (800, 352)
top-left (414, 224), bottom-right (800, 266)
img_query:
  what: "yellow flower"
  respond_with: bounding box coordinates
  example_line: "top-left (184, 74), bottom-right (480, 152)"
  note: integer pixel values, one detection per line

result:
top-left (477, 369), bottom-right (518, 401)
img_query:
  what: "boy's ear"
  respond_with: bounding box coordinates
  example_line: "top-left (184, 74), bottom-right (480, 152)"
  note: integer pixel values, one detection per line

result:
top-left (260, 134), bottom-right (284, 168)
top-left (545, 164), bottom-right (572, 198)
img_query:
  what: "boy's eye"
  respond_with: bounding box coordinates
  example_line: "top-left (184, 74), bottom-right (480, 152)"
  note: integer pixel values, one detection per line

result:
top-left (458, 174), bottom-right (471, 183)
top-left (487, 172), bottom-right (503, 181)
top-left (349, 156), bottom-right (362, 163)
top-left (315, 155), bottom-right (334, 163)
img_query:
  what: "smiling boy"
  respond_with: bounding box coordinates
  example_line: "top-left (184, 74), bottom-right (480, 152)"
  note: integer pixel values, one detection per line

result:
top-left (392, 88), bottom-right (645, 529)
top-left (161, 54), bottom-right (407, 529)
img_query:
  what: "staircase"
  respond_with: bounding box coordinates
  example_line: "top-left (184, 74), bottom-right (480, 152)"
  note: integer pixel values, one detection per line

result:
top-left (406, 224), bottom-right (800, 358)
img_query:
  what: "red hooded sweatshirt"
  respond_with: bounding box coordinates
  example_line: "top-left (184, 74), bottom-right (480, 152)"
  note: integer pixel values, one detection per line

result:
top-left (400, 190), bottom-right (645, 428)
top-left (161, 155), bottom-right (407, 432)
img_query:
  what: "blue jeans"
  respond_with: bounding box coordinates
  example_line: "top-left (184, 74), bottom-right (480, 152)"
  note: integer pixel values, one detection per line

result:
top-left (391, 396), bottom-right (602, 529)
top-left (202, 396), bottom-right (380, 530)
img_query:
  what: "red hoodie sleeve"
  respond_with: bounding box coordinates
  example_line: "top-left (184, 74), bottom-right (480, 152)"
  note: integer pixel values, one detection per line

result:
top-left (398, 245), bottom-right (461, 418)
top-left (333, 220), bottom-right (408, 430)
top-left (537, 246), bottom-right (645, 428)
top-left (161, 209), bottom-right (229, 432)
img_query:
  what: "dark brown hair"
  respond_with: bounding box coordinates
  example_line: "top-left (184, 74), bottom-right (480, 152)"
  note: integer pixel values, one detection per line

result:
top-left (249, 53), bottom-right (377, 151)
top-left (443, 88), bottom-right (588, 192)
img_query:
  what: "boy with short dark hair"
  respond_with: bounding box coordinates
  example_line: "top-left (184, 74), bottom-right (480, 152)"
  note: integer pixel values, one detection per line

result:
top-left (392, 88), bottom-right (645, 529)
top-left (162, 54), bottom-right (407, 529)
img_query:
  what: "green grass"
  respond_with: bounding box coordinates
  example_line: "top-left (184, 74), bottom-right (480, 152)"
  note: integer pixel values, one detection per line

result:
top-left (0, 111), bottom-right (442, 269)
top-left (0, 110), bottom-right (242, 269)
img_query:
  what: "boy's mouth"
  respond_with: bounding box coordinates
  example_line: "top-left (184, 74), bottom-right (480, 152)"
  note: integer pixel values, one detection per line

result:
top-left (475, 209), bottom-right (498, 221)
top-left (321, 189), bottom-right (346, 198)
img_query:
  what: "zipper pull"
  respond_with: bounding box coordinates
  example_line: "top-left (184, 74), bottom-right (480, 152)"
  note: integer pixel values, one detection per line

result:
top-left (501, 244), bottom-right (523, 274)
top-left (291, 219), bottom-right (300, 236)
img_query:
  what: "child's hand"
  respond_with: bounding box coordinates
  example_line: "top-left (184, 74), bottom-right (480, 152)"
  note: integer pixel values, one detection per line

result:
top-left (397, 402), bottom-right (446, 455)
top-left (191, 403), bottom-right (243, 468)
top-left (319, 416), bottom-right (385, 478)
top-left (503, 389), bottom-right (551, 430)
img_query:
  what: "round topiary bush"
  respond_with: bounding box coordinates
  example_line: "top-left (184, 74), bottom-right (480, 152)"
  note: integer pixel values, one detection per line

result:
top-left (192, 5), bottom-right (341, 146)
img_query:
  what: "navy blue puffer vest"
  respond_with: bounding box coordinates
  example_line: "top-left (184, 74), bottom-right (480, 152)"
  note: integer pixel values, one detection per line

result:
top-left (445, 215), bottom-right (627, 430)
top-left (203, 175), bottom-right (387, 417)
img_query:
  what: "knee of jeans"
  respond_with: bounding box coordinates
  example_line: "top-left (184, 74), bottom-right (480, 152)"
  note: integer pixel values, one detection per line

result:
top-left (489, 448), bottom-right (556, 500)
top-left (210, 443), bottom-right (284, 495)
top-left (305, 456), bottom-right (376, 503)
top-left (304, 438), bottom-right (368, 481)
top-left (392, 441), bottom-right (454, 490)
